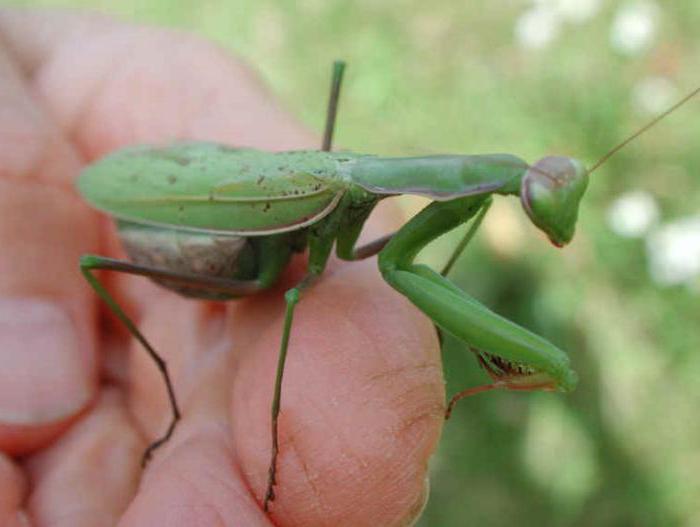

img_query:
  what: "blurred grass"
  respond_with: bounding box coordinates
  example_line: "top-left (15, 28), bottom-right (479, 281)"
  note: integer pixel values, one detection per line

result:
top-left (6, 1), bottom-right (700, 525)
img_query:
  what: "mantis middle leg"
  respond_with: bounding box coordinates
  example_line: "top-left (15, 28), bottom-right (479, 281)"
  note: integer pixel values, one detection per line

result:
top-left (263, 221), bottom-right (338, 511)
top-left (264, 59), bottom-right (347, 512)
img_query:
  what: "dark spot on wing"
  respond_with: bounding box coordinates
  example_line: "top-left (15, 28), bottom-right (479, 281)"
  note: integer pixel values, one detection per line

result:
top-left (167, 175), bottom-right (177, 184)
top-left (149, 150), bottom-right (193, 166)
top-left (214, 144), bottom-right (238, 152)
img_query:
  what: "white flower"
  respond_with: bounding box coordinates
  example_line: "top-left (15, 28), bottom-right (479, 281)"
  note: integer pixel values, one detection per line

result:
top-left (632, 76), bottom-right (677, 115)
top-left (610, 1), bottom-right (659, 56)
top-left (515, 6), bottom-right (562, 49)
top-left (607, 190), bottom-right (660, 238)
top-left (646, 215), bottom-right (700, 286)
top-left (535, 0), bottom-right (602, 23)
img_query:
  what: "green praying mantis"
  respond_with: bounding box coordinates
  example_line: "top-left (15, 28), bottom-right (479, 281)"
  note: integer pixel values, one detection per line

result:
top-left (76, 61), bottom-right (700, 512)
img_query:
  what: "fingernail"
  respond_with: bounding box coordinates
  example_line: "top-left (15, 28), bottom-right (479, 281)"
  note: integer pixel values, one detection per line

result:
top-left (0, 298), bottom-right (91, 424)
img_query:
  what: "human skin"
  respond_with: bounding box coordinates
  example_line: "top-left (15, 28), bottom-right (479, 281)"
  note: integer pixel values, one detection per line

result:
top-left (0, 9), bottom-right (444, 527)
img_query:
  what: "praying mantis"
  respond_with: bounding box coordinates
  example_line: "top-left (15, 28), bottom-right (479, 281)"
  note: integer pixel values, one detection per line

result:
top-left (76, 60), bottom-right (700, 512)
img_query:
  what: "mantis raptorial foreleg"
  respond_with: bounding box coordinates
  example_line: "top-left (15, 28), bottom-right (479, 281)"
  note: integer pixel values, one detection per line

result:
top-left (377, 196), bottom-right (573, 417)
top-left (431, 197), bottom-right (493, 347)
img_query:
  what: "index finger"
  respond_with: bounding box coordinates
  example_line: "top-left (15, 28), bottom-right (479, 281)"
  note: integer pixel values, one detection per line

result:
top-left (0, 8), bottom-right (316, 157)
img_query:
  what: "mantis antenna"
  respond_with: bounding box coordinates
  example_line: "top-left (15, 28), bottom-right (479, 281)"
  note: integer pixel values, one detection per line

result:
top-left (466, 84), bottom-right (700, 180)
top-left (588, 84), bottom-right (700, 174)
top-left (483, 84), bottom-right (700, 179)
top-left (322, 60), bottom-right (347, 152)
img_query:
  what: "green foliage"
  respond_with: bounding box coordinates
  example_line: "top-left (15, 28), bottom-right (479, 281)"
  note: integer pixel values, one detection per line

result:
top-left (10, 1), bottom-right (700, 524)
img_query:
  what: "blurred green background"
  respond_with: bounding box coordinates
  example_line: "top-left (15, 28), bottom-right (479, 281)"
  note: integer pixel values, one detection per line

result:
top-left (8, 1), bottom-right (700, 525)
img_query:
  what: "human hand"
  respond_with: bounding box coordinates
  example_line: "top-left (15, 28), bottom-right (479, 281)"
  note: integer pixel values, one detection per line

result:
top-left (0, 9), bottom-right (443, 526)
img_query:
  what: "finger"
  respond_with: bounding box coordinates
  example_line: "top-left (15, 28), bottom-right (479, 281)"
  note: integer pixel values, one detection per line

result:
top-left (118, 301), bottom-right (270, 527)
top-left (23, 389), bottom-right (142, 527)
top-left (231, 259), bottom-right (443, 526)
top-left (0, 8), bottom-right (316, 157)
top-left (0, 453), bottom-right (29, 526)
top-left (0, 36), bottom-right (98, 453)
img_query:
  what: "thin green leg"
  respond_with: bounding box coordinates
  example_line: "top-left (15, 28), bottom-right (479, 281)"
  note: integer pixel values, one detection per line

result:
top-left (440, 197), bottom-right (492, 277)
top-left (263, 273), bottom-right (319, 512)
top-left (263, 60), bottom-right (348, 512)
top-left (263, 238), bottom-right (333, 510)
top-left (80, 255), bottom-right (182, 465)
top-left (80, 249), bottom-right (288, 466)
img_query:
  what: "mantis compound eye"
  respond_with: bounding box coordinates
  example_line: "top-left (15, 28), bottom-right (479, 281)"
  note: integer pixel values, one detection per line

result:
top-left (520, 156), bottom-right (589, 247)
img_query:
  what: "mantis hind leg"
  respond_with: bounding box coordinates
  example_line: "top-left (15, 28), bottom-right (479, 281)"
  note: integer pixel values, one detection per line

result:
top-left (79, 253), bottom-right (283, 466)
top-left (81, 255), bottom-right (184, 465)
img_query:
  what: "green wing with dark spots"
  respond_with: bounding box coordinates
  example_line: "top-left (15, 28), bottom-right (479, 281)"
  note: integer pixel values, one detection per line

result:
top-left (78, 142), bottom-right (349, 234)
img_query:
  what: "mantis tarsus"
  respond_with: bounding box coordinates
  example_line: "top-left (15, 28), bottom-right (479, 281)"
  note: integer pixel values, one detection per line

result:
top-left (76, 60), bottom-right (700, 512)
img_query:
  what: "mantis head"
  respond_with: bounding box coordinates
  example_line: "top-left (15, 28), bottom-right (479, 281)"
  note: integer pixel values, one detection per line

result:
top-left (518, 86), bottom-right (700, 247)
top-left (520, 156), bottom-right (589, 247)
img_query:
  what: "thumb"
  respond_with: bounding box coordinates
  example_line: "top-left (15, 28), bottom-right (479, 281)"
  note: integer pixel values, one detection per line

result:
top-left (0, 42), bottom-right (98, 453)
